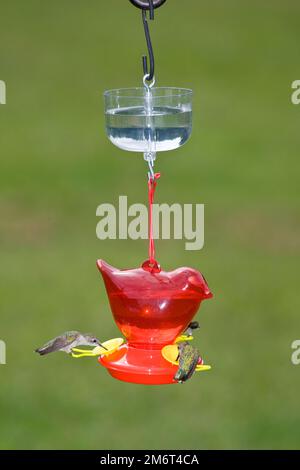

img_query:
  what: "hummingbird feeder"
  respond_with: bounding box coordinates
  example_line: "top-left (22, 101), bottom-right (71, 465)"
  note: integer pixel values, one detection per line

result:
top-left (75, 0), bottom-right (213, 385)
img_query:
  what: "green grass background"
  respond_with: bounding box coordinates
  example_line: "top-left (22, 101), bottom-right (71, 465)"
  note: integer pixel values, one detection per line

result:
top-left (0, 0), bottom-right (300, 449)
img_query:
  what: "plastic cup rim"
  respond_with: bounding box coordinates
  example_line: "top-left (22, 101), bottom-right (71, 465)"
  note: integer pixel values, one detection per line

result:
top-left (103, 87), bottom-right (193, 99)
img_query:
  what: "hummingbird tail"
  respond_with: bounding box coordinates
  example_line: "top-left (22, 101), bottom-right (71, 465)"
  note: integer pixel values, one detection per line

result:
top-left (35, 347), bottom-right (51, 356)
top-left (174, 368), bottom-right (186, 382)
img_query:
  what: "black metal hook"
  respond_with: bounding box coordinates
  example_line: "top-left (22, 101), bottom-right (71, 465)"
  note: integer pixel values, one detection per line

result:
top-left (148, 0), bottom-right (155, 19)
top-left (142, 4), bottom-right (155, 81)
top-left (130, 0), bottom-right (167, 82)
top-left (129, 0), bottom-right (166, 12)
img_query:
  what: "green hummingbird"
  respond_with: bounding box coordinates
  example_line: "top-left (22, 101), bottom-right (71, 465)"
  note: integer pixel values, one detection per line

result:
top-left (35, 331), bottom-right (106, 356)
top-left (174, 341), bottom-right (200, 383)
top-left (184, 320), bottom-right (200, 337)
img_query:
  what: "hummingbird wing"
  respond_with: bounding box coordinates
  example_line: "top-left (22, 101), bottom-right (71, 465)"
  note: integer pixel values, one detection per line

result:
top-left (35, 331), bottom-right (79, 356)
top-left (174, 344), bottom-right (199, 382)
top-left (183, 350), bottom-right (199, 381)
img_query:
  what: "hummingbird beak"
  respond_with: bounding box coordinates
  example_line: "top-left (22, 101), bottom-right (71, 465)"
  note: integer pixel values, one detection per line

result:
top-left (98, 341), bottom-right (108, 351)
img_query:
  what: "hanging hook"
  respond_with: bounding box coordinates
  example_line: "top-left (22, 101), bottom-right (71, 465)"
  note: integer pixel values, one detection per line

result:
top-left (129, 0), bottom-right (166, 12)
top-left (148, 0), bottom-right (155, 19)
top-left (146, 154), bottom-right (155, 181)
top-left (130, 0), bottom-right (167, 82)
top-left (142, 2), bottom-right (155, 82)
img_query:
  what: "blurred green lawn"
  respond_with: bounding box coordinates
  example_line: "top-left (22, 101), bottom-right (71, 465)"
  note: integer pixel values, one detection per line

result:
top-left (0, 0), bottom-right (300, 449)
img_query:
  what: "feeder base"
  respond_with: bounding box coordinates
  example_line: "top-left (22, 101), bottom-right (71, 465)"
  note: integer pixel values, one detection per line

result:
top-left (98, 344), bottom-right (178, 385)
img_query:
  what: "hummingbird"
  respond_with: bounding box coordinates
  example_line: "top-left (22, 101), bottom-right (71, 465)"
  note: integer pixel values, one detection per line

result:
top-left (184, 320), bottom-right (200, 337)
top-left (174, 341), bottom-right (200, 383)
top-left (35, 331), bottom-right (106, 356)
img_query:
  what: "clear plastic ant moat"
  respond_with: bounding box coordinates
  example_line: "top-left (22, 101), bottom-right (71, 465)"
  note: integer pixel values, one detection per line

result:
top-left (104, 86), bottom-right (192, 154)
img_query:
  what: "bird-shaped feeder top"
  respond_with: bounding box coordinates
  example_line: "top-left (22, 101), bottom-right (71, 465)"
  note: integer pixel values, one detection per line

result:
top-left (97, 259), bottom-right (212, 349)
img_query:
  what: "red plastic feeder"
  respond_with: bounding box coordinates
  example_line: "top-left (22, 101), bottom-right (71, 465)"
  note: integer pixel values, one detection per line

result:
top-left (97, 259), bottom-right (212, 385)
